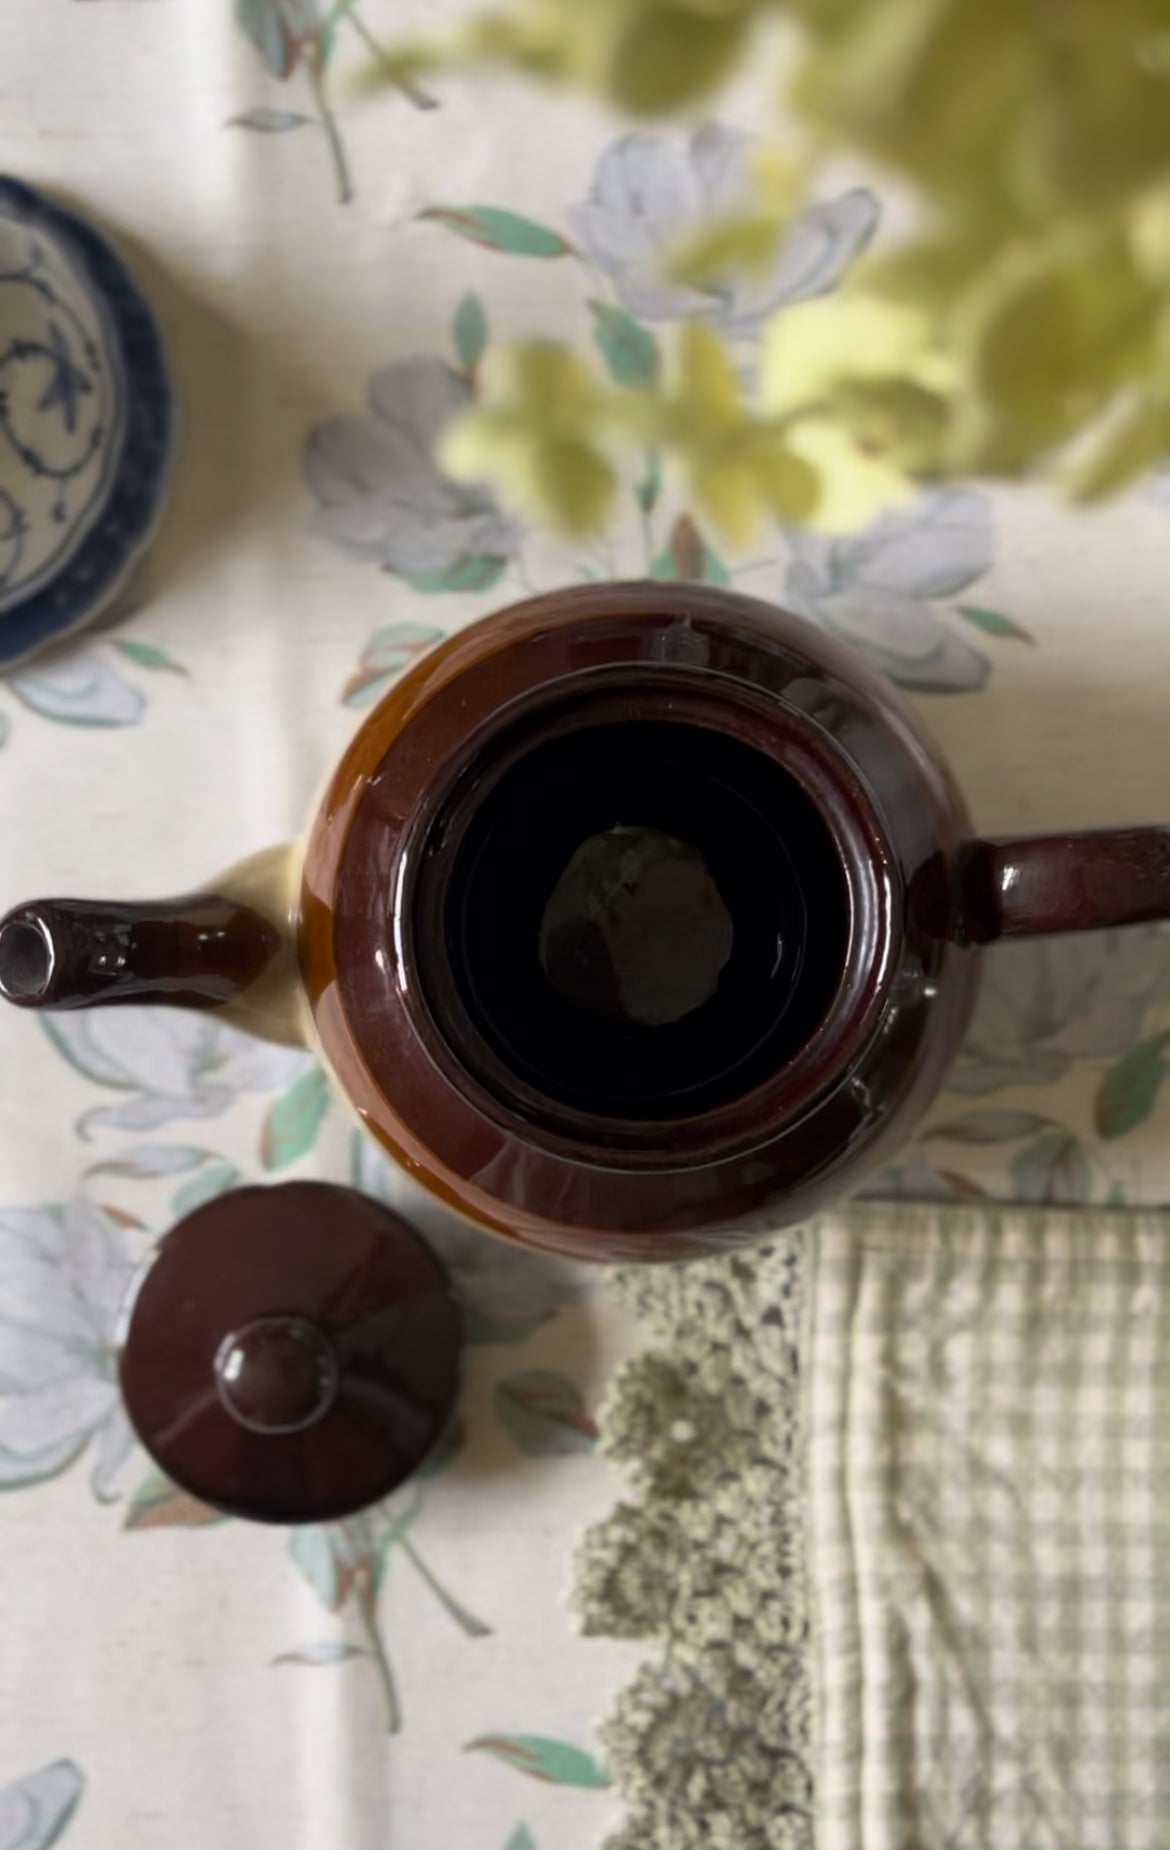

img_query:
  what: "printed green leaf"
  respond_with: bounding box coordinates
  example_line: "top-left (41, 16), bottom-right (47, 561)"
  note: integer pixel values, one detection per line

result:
top-left (363, 620), bottom-right (445, 666)
top-left (95, 1202), bottom-right (148, 1231)
top-left (1010, 1128), bottom-right (1092, 1204)
top-left (934, 1168), bottom-right (992, 1199)
top-left (635, 449), bottom-right (663, 516)
top-left (317, 0), bottom-right (351, 59)
top-left (172, 1162), bottom-right (243, 1218)
top-left (505, 1829), bottom-right (537, 1850)
top-left (466, 1736), bottom-right (610, 1788)
top-left (493, 1370), bottom-right (598, 1456)
top-left (289, 1526), bottom-right (352, 1612)
top-left (1095, 1032), bottom-right (1170, 1139)
top-left (227, 107), bottom-right (315, 133)
top-left (956, 605), bottom-right (1035, 644)
top-left (272, 1641), bottom-right (367, 1666)
top-left (236, 0), bottom-right (298, 78)
top-left (0, 711), bottom-right (10, 750)
top-left (588, 301), bottom-right (660, 387)
top-left (462, 1308), bottom-right (551, 1346)
top-left (287, 1521), bottom-right (400, 1728)
top-left (341, 621), bottom-right (443, 707)
top-left (84, 1144), bottom-right (211, 1180)
top-left (342, 668), bottom-right (395, 710)
top-left (402, 556), bottom-right (508, 594)
top-left (124, 1467), bottom-right (225, 1531)
top-left (649, 512), bottom-right (730, 586)
top-left (419, 206), bottom-right (574, 258)
top-left (415, 1417), bottom-right (466, 1481)
top-left (261, 1065), bottom-right (331, 1169)
top-left (1106, 1180), bottom-right (1129, 1206)
top-left (923, 1111), bottom-right (1054, 1145)
top-left (869, 1161), bottom-right (988, 1201)
top-left (453, 290), bottom-right (489, 374)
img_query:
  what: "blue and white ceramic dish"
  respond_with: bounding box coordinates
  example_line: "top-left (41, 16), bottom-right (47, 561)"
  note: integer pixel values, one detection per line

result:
top-left (0, 177), bottom-right (175, 667)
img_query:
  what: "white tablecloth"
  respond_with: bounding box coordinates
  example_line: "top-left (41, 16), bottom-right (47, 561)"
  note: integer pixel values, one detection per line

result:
top-left (2, 6), bottom-right (1170, 1848)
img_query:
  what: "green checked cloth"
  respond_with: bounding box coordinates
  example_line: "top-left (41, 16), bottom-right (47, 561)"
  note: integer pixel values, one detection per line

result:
top-left (575, 1206), bottom-right (1170, 1850)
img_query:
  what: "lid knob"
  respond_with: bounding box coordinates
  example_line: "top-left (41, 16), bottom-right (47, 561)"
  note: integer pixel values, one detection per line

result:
top-left (214, 1315), bottom-right (340, 1435)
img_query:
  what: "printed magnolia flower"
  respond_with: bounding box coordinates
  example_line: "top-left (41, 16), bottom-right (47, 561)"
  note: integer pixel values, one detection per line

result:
top-left (783, 486), bottom-right (994, 692)
top-left (952, 928), bottom-right (1170, 1094)
top-left (303, 357), bottom-right (520, 583)
top-left (0, 1761), bottom-right (84, 1850)
top-left (8, 647), bottom-right (145, 728)
top-left (1146, 469), bottom-right (1170, 508)
top-left (568, 123), bottom-right (879, 335)
top-left (44, 1008), bottom-right (309, 1135)
top-left (0, 1200), bottom-right (137, 1497)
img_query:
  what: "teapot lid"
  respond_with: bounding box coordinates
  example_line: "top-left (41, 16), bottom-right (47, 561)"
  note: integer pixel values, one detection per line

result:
top-left (118, 1180), bottom-right (460, 1524)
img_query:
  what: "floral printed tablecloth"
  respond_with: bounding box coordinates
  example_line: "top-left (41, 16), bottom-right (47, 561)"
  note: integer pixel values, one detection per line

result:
top-left (3, 7), bottom-right (1170, 1849)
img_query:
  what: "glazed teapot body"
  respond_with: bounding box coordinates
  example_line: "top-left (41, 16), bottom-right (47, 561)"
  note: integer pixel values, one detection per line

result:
top-left (6, 583), bottom-right (1170, 1262)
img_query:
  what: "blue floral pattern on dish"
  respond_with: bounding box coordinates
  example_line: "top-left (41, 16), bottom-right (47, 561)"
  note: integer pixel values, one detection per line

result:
top-left (0, 179), bottom-right (174, 668)
top-left (0, 215), bottom-right (120, 611)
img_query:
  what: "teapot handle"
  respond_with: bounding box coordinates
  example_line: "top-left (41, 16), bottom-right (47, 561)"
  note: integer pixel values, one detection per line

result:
top-left (0, 894), bottom-right (282, 1012)
top-left (959, 829), bottom-right (1170, 943)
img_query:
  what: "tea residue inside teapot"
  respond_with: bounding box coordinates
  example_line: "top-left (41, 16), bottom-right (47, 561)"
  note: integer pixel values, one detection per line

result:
top-left (539, 825), bottom-right (734, 1027)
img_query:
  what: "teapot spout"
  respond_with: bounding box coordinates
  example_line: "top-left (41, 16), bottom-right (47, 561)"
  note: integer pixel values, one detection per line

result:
top-left (0, 893), bottom-right (282, 1014)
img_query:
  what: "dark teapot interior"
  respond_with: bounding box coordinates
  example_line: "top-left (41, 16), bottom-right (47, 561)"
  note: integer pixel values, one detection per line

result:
top-left (415, 717), bottom-right (849, 1123)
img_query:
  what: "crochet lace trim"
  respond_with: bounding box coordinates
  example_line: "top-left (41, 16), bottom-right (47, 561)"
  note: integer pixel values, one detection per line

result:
top-left (573, 1232), bottom-right (813, 1850)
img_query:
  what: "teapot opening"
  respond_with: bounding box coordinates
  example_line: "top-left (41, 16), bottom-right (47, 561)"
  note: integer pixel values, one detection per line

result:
top-left (412, 714), bottom-right (850, 1124)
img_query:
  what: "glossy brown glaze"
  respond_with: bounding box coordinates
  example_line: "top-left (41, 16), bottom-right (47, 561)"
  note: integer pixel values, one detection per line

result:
top-left (300, 583), bottom-right (980, 1262)
top-left (0, 895), bottom-right (279, 1011)
top-left (961, 829), bottom-right (1170, 941)
top-left (118, 1182), bottom-right (460, 1524)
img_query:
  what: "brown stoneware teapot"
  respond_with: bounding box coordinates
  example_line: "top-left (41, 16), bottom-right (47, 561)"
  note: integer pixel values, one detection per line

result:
top-left (4, 582), bottom-right (1169, 1262)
